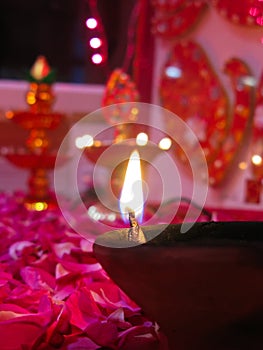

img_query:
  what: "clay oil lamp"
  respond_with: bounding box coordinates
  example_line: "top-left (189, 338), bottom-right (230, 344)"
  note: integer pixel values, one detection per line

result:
top-left (93, 150), bottom-right (263, 350)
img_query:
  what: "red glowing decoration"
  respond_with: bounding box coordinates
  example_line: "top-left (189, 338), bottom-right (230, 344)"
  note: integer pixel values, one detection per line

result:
top-left (208, 57), bottom-right (255, 185)
top-left (160, 41), bottom-right (229, 165)
top-left (101, 69), bottom-right (140, 134)
top-left (4, 56), bottom-right (65, 210)
top-left (151, 0), bottom-right (207, 38)
top-left (103, 69), bottom-right (139, 104)
top-left (213, 0), bottom-right (263, 27)
top-left (245, 178), bottom-right (261, 203)
top-left (250, 70), bottom-right (263, 181)
top-left (151, 0), bottom-right (263, 42)
top-left (160, 41), bottom-right (254, 186)
top-left (29, 55), bottom-right (54, 83)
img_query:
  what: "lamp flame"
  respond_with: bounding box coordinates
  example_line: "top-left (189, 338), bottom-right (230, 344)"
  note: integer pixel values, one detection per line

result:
top-left (119, 150), bottom-right (144, 224)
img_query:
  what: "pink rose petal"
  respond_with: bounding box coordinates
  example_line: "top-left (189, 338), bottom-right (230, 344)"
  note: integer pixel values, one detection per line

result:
top-left (53, 242), bottom-right (76, 258)
top-left (66, 336), bottom-right (100, 350)
top-left (9, 240), bottom-right (35, 260)
top-left (0, 300), bottom-right (53, 350)
top-left (7, 285), bottom-right (48, 311)
top-left (0, 193), bottom-right (165, 349)
top-left (66, 289), bottom-right (102, 330)
top-left (85, 320), bottom-right (119, 347)
top-left (90, 283), bottom-right (140, 312)
top-left (108, 308), bottom-right (131, 330)
top-left (56, 260), bottom-right (102, 280)
top-left (118, 325), bottom-right (161, 350)
top-left (0, 320), bottom-right (46, 349)
top-left (20, 266), bottom-right (56, 291)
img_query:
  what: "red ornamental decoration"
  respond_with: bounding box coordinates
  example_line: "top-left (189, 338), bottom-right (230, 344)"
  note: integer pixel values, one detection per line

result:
top-left (250, 70), bottom-right (263, 181)
top-left (213, 0), bottom-right (263, 27)
top-left (160, 40), bottom-right (254, 186)
top-left (245, 178), bottom-right (261, 203)
top-left (102, 68), bottom-right (140, 125)
top-left (160, 41), bottom-right (229, 165)
top-left (208, 57), bottom-right (254, 185)
top-left (151, 0), bottom-right (263, 41)
top-left (151, 0), bottom-right (207, 38)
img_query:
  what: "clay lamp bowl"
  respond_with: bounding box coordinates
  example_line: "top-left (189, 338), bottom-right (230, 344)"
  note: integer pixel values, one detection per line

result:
top-left (93, 221), bottom-right (263, 350)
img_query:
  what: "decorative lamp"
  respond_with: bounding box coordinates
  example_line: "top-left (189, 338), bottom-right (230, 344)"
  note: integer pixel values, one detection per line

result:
top-left (4, 56), bottom-right (65, 210)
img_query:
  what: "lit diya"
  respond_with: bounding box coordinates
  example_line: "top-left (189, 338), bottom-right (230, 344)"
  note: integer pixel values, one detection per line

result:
top-left (93, 150), bottom-right (263, 349)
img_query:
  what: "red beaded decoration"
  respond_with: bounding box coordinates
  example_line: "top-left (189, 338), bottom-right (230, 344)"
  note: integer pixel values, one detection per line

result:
top-left (151, 0), bottom-right (207, 38)
top-left (102, 68), bottom-right (140, 125)
top-left (160, 40), bottom-right (254, 186)
top-left (213, 0), bottom-right (263, 27)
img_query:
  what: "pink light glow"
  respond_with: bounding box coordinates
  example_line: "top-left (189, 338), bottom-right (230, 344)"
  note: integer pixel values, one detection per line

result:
top-left (91, 53), bottom-right (103, 64)
top-left (86, 17), bottom-right (98, 29)
top-left (256, 16), bottom-right (263, 25)
top-left (249, 7), bottom-right (260, 17)
top-left (89, 37), bottom-right (102, 49)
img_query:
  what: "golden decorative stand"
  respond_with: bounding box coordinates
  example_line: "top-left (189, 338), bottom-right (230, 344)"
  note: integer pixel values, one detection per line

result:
top-left (5, 56), bottom-right (65, 210)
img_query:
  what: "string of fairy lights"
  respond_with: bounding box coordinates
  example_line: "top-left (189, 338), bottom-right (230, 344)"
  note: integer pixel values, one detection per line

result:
top-left (85, 0), bottom-right (108, 66)
top-left (84, 0), bottom-right (139, 72)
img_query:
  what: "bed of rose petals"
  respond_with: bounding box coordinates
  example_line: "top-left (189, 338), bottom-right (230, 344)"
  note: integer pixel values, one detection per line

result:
top-left (0, 192), bottom-right (166, 350)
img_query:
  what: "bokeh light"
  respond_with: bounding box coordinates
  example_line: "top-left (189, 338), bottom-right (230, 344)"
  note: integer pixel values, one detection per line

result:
top-left (86, 17), bottom-right (98, 29)
top-left (91, 53), bottom-right (103, 64)
top-left (89, 37), bottom-right (102, 49)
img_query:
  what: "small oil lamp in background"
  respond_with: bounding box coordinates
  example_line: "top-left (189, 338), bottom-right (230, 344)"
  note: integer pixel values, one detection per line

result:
top-left (4, 56), bottom-right (65, 210)
top-left (93, 145), bottom-right (263, 350)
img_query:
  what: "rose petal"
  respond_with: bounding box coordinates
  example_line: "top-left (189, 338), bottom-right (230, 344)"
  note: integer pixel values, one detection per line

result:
top-left (0, 320), bottom-right (46, 349)
top-left (90, 283), bottom-right (140, 312)
top-left (85, 320), bottom-right (118, 347)
top-left (118, 325), bottom-right (161, 350)
top-left (80, 239), bottom-right (93, 252)
top-left (108, 308), bottom-right (131, 330)
top-left (0, 300), bottom-right (53, 349)
top-left (66, 336), bottom-right (100, 350)
top-left (0, 271), bottom-right (13, 285)
top-left (0, 303), bottom-right (30, 315)
top-left (66, 289), bottom-right (102, 330)
top-left (20, 266), bottom-right (56, 291)
top-left (53, 242), bottom-right (76, 259)
top-left (55, 263), bottom-right (71, 279)
top-left (58, 260), bottom-right (102, 275)
top-left (0, 193), bottom-right (164, 349)
top-left (7, 285), bottom-right (48, 311)
top-left (9, 241), bottom-right (35, 260)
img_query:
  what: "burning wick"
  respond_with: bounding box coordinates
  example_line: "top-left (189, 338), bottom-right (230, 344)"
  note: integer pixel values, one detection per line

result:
top-left (127, 209), bottom-right (146, 243)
